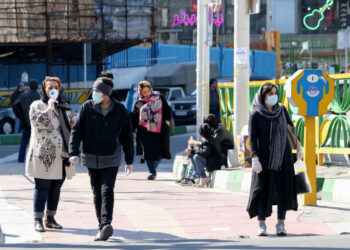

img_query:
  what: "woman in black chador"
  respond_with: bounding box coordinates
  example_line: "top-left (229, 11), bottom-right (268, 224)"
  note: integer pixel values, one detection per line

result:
top-left (247, 82), bottom-right (298, 236)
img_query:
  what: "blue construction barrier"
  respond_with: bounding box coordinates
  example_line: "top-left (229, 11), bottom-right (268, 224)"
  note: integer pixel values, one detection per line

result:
top-left (105, 43), bottom-right (276, 79)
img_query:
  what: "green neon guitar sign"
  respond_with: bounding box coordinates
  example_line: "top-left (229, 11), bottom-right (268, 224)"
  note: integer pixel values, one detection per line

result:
top-left (303, 0), bottom-right (334, 31)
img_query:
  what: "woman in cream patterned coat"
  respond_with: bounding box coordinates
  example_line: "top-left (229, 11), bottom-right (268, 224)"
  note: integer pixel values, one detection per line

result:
top-left (26, 77), bottom-right (76, 233)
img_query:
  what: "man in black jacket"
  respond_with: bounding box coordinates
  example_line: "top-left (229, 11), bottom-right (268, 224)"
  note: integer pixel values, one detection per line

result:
top-left (69, 77), bottom-right (134, 241)
top-left (17, 80), bottom-right (40, 163)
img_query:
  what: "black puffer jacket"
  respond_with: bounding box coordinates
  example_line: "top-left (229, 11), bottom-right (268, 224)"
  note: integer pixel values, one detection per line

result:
top-left (196, 124), bottom-right (222, 172)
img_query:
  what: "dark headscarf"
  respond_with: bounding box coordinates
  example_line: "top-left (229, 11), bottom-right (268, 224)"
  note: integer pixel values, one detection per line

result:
top-left (252, 84), bottom-right (287, 171)
top-left (40, 82), bottom-right (72, 155)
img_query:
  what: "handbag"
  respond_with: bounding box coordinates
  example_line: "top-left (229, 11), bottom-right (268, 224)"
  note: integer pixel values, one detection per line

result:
top-left (287, 124), bottom-right (299, 151)
top-left (294, 160), bottom-right (312, 194)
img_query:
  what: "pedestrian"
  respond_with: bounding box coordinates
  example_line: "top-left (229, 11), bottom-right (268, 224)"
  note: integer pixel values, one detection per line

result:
top-left (11, 83), bottom-right (25, 133)
top-left (209, 78), bottom-right (221, 123)
top-left (26, 76), bottom-right (76, 232)
top-left (188, 114), bottom-right (234, 167)
top-left (185, 123), bottom-right (221, 188)
top-left (347, 64), bottom-right (350, 73)
top-left (247, 82), bottom-right (300, 236)
top-left (18, 80), bottom-right (40, 163)
top-left (10, 83), bottom-right (25, 106)
top-left (132, 80), bottom-right (172, 180)
top-left (69, 77), bottom-right (134, 241)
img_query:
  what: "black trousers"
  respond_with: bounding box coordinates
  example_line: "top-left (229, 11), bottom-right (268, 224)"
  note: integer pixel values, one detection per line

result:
top-left (88, 167), bottom-right (119, 230)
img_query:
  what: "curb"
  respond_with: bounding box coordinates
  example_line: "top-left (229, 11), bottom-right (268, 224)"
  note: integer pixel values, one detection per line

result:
top-left (171, 125), bottom-right (196, 136)
top-left (173, 154), bottom-right (350, 204)
top-left (0, 134), bottom-right (22, 145)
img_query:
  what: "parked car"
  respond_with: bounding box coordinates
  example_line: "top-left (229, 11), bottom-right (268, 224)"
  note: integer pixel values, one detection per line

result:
top-left (0, 108), bottom-right (16, 134)
top-left (171, 90), bottom-right (196, 125)
top-left (153, 87), bottom-right (185, 106)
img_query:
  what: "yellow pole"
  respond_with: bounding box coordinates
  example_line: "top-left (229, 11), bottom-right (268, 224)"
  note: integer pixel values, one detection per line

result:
top-left (304, 116), bottom-right (317, 205)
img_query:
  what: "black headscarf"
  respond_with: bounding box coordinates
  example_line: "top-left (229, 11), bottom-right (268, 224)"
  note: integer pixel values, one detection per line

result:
top-left (252, 84), bottom-right (287, 171)
top-left (40, 82), bottom-right (72, 155)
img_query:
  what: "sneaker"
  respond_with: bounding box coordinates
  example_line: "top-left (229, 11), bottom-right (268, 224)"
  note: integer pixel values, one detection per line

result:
top-left (257, 222), bottom-right (267, 236)
top-left (192, 178), bottom-right (200, 187)
top-left (276, 222), bottom-right (287, 236)
top-left (100, 224), bottom-right (113, 241)
top-left (181, 178), bottom-right (195, 186)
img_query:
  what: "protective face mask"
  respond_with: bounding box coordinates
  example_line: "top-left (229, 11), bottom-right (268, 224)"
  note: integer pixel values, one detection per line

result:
top-left (48, 88), bottom-right (59, 100)
top-left (265, 94), bottom-right (278, 106)
top-left (92, 91), bottom-right (104, 104)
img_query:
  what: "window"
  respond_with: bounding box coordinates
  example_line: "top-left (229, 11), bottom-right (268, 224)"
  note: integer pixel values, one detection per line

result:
top-left (170, 89), bottom-right (183, 100)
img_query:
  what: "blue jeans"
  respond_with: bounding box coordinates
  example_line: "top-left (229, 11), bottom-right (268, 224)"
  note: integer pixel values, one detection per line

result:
top-left (34, 169), bottom-right (66, 215)
top-left (18, 126), bottom-right (31, 163)
top-left (14, 118), bottom-right (21, 134)
top-left (191, 154), bottom-right (207, 178)
top-left (146, 160), bottom-right (160, 175)
top-left (188, 164), bottom-right (198, 179)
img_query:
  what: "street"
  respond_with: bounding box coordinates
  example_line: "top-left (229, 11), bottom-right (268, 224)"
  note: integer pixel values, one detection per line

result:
top-left (0, 132), bottom-right (349, 249)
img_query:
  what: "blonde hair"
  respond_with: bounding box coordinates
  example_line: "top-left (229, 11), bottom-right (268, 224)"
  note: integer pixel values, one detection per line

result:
top-left (138, 80), bottom-right (152, 95)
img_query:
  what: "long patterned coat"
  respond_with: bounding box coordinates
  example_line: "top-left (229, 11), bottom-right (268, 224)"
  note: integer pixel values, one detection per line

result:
top-left (26, 100), bottom-right (71, 179)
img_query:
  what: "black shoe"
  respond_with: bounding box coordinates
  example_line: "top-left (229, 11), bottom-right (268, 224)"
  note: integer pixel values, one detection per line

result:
top-left (147, 174), bottom-right (157, 180)
top-left (34, 218), bottom-right (46, 232)
top-left (45, 216), bottom-right (63, 229)
top-left (100, 224), bottom-right (113, 241)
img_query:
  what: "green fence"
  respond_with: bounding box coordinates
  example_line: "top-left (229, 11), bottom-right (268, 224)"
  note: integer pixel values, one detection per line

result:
top-left (218, 73), bottom-right (350, 164)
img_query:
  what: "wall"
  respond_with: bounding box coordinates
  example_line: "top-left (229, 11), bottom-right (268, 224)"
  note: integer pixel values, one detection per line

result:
top-left (105, 43), bottom-right (276, 79)
top-left (0, 64), bottom-right (97, 88)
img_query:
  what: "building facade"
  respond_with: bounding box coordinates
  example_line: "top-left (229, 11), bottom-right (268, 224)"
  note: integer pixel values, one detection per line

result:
top-left (154, 0), bottom-right (350, 75)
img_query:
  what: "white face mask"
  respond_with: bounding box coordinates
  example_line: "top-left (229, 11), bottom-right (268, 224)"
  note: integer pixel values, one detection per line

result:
top-left (48, 88), bottom-right (59, 100)
top-left (265, 94), bottom-right (278, 106)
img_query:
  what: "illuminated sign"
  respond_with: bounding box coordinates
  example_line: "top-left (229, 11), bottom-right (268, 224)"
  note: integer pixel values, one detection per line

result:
top-left (173, 0), bottom-right (224, 28)
top-left (190, 0), bottom-right (223, 12)
top-left (172, 12), bottom-right (224, 27)
top-left (303, 0), bottom-right (334, 31)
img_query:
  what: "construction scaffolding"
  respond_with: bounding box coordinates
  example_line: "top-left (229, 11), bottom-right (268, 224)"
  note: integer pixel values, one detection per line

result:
top-left (0, 0), bottom-right (155, 76)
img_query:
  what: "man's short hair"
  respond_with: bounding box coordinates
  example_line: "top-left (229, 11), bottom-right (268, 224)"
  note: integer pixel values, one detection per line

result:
top-left (203, 114), bottom-right (218, 129)
top-left (100, 70), bottom-right (114, 79)
top-left (210, 78), bottom-right (217, 86)
top-left (29, 79), bottom-right (39, 90)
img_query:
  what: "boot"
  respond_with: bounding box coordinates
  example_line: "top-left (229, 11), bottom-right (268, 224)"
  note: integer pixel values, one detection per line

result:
top-left (45, 215), bottom-right (63, 229)
top-left (34, 218), bottom-right (45, 232)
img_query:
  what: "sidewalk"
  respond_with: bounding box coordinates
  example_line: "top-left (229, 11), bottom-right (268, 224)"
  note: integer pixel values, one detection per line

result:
top-left (173, 154), bottom-right (350, 204)
top-left (0, 162), bottom-right (349, 245)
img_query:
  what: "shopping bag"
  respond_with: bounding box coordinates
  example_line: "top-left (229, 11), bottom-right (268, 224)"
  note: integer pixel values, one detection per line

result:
top-left (294, 160), bottom-right (312, 194)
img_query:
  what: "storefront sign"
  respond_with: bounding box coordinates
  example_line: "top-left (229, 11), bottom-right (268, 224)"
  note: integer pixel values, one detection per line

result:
top-left (340, 0), bottom-right (349, 30)
top-left (303, 0), bottom-right (334, 31)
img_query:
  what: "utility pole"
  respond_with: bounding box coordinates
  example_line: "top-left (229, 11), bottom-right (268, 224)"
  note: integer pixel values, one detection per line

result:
top-left (233, 0), bottom-right (250, 165)
top-left (196, 0), bottom-right (215, 139)
top-left (196, 0), bottom-right (205, 140)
